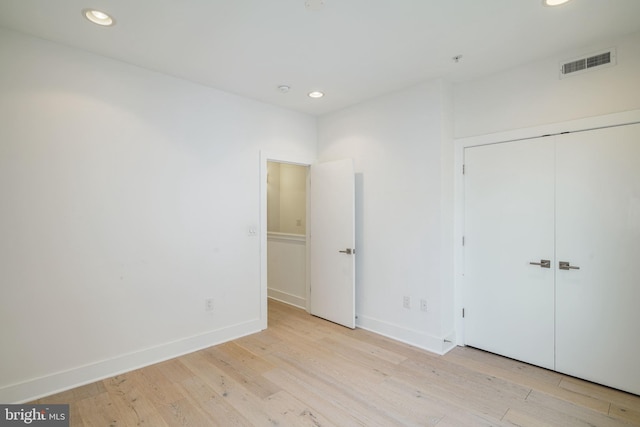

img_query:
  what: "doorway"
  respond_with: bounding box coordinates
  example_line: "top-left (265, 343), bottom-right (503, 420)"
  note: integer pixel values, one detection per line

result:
top-left (266, 161), bottom-right (310, 310)
top-left (259, 151), bottom-right (314, 330)
top-left (259, 153), bottom-right (357, 330)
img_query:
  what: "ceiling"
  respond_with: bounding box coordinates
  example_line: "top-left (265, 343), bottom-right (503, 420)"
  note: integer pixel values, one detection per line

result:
top-left (1, 0), bottom-right (639, 116)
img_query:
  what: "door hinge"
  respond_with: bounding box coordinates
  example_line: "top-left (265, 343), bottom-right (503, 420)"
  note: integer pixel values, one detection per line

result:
top-left (462, 236), bottom-right (465, 246)
top-left (462, 164), bottom-right (466, 175)
top-left (462, 308), bottom-right (465, 318)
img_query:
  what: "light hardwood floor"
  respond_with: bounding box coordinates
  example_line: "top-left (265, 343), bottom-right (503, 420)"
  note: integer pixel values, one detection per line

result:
top-left (33, 299), bottom-right (640, 426)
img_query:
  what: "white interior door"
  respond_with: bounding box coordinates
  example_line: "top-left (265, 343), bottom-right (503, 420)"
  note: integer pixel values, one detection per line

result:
top-left (555, 123), bottom-right (640, 395)
top-left (463, 138), bottom-right (556, 369)
top-left (309, 159), bottom-right (356, 328)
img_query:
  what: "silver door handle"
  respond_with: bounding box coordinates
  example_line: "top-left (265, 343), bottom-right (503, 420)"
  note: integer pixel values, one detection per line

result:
top-left (529, 259), bottom-right (551, 268)
top-left (559, 261), bottom-right (580, 270)
top-left (339, 248), bottom-right (354, 254)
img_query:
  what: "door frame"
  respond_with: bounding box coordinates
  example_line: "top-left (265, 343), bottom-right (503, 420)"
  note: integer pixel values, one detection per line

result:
top-left (453, 109), bottom-right (640, 346)
top-left (259, 150), bottom-right (315, 329)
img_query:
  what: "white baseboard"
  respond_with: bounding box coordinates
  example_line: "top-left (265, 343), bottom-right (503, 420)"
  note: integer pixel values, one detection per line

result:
top-left (267, 288), bottom-right (306, 309)
top-left (356, 314), bottom-right (456, 356)
top-left (1, 319), bottom-right (262, 404)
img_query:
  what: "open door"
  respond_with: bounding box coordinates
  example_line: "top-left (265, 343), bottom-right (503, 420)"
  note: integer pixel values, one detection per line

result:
top-left (309, 159), bottom-right (356, 328)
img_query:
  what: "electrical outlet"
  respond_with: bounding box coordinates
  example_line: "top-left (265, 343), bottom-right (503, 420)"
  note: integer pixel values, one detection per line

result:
top-left (403, 296), bottom-right (410, 309)
top-left (205, 298), bottom-right (214, 312)
top-left (420, 299), bottom-right (428, 312)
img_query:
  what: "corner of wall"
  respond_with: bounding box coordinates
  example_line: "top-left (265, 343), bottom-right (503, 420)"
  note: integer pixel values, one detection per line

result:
top-left (356, 315), bottom-right (454, 356)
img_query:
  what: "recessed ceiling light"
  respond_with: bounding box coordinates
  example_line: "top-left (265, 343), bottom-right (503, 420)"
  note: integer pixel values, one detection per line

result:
top-left (308, 91), bottom-right (324, 98)
top-left (82, 9), bottom-right (115, 26)
top-left (543, 0), bottom-right (571, 6)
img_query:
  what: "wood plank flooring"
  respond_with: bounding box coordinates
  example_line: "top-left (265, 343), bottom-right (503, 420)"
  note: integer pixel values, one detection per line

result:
top-left (32, 299), bottom-right (640, 426)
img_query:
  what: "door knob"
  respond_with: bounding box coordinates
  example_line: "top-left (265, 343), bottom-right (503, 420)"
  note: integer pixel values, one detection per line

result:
top-left (529, 259), bottom-right (551, 268)
top-left (559, 261), bottom-right (580, 270)
top-left (339, 248), bottom-right (354, 254)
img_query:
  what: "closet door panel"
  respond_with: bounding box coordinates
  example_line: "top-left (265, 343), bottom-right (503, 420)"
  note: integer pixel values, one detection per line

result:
top-left (464, 138), bottom-right (555, 369)
top-left (555, 123), bottom-right (640, 395)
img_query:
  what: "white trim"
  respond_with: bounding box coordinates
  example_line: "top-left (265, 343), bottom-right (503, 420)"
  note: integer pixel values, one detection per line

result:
top-left (453, 109), bottom-right (640, 347)
top-left (1, 319), bottom-right (261, 404)
top-left (456, 109), bottom-right (640, 148)
top-left (357, 315), bottom-right (456, 356)
top-left (267, 232), bottom-right (306, 243)
top-left (267, 292), bottom-right (306, 309)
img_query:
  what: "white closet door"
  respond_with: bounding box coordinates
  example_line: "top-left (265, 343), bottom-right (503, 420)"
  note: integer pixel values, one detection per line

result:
top-left (555, 123), bottom-right (640, 395)
top-left (464, 138), bottom-right (556, 369)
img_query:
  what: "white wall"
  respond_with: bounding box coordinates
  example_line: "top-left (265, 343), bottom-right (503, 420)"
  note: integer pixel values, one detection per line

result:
top-left (0, 27), bottom-right (316, 403)
top-left (267, 162), bottom-right (282, 232)
top-left (454, 31), bottom-right (640, 138)
top-left (267, 162), bottom-right (307, 234)
top-left (278, 164), bottom-right (307, 235)
top-left (317, 80), bottom-right (455, 354)
top-left (267, 234), bottom-right (307, 308)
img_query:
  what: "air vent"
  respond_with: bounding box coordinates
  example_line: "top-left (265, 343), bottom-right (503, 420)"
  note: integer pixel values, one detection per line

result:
top-left (560, 48), bottom-right (616, 79)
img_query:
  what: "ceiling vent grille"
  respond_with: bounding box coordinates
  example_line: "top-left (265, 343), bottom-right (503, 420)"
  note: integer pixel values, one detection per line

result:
top-left (560, 48), bottom-right (616, 79)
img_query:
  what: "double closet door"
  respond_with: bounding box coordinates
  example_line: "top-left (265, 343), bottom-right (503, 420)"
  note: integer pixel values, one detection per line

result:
top-left (463, 122), bottom-right (640, 395)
